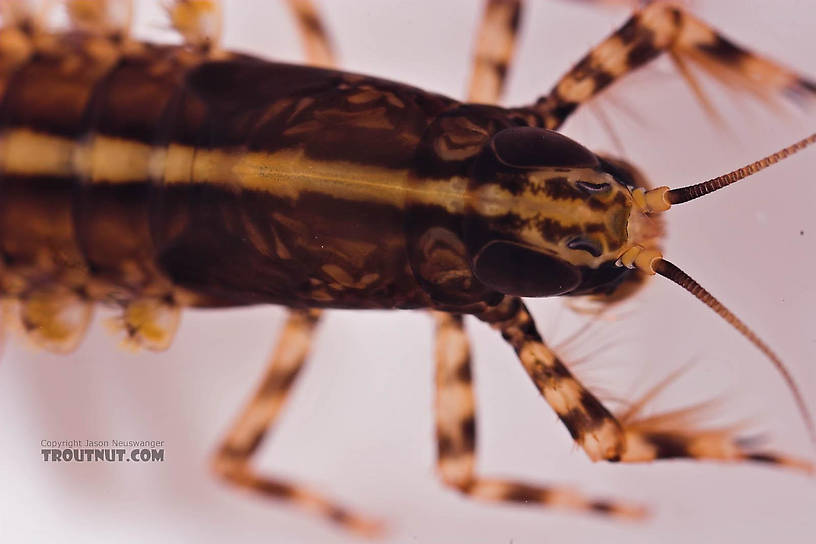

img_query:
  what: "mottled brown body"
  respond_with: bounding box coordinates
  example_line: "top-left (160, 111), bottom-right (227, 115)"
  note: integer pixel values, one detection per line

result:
top-left (0, 33), bottom-right (444, 310)
top-left (2, 1), bottom-right (815, 536)
top-left (0, 28), bottom-right (638, 312)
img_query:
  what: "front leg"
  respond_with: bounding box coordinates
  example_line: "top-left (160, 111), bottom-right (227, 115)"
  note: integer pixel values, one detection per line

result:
top-left (476, 296), bottom-right (814, 472)
top-left (478, 297), bottom-right (625, 461)
top-left (528, 1), bottom-right (815, 129)
top-left (433, 311), bottom-right (646, 517)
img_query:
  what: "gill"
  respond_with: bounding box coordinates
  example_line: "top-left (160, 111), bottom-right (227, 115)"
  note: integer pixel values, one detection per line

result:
top-left (618, 133), bottom-right (816, 449)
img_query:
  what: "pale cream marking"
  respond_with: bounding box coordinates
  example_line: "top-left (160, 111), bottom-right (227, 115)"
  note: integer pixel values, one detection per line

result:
top-left (519, 341), bottom-right (557, 369)
top-left (589, 35), bottom-right (630, 78)
top-left (541, 377), bottom-right (585, 416)
top-left (437, 454), bottom-right (475, 487)
top-left (163, 143), bottom-right (195, 184)
top-left (0, 129), bottom-right (76, 177)
top-left (76, 135), bottom-right (154, 183)
top-left (19, 288), bottom-right (94, 354)
top-left (686, 433), bottom-right (740, 460)
top-left (640, 4), bottom-right (683, 49)
top-left (120, 298), bottom-right (180, 351)
top-left (285, 0), bottom-right (334, 68)
top-left (436, 327), bottom-right (469, 376)
top-left (468, 0), bottom-right (518, 103)
top-left (0, 129), bottom-right (626, 270)
top-left (582, 419), bottom-right (624, 462)
top-left (223, 392), bottom-right (284, 450)
top-left (556, 75), bottom-right (598, 104)
top-left (620, 430), bottom-right (659, 462)
top-left (436, 382), bottom-right (475, 430)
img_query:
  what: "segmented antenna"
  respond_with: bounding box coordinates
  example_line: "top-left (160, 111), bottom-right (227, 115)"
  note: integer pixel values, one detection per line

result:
top-left (667, 133), bottom-right (816, 204)
top-left (653, 258), bottom-right (816, 449)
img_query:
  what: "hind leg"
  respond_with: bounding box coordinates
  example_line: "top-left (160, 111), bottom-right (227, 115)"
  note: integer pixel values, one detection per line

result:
top-left (527, 1), bottom-right (815, 129)
top-left (284, 0), bottom-right (335, 68)
top-left (212, 309), bottom-right (381, 535)
top-left (468, 0), bottom-right (524, 103)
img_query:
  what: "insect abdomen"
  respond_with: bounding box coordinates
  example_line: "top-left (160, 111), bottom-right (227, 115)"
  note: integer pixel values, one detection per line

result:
top-left (0, 34), bottom-right (463, 311)
top-left (152, 59), bottom-right (457, 308)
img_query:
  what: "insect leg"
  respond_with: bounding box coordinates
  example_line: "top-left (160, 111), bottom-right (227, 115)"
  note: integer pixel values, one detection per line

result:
top-left (477, 297), bottom-right (814, 473)
top-left (477, 297), bottom-right (626, 461)
top-left (467, 0), bottom-right (523, 104)
top-left (433, 311), bottom-right (646, 518)
top-left (164, 0), bottom-right (222, 51)
top-left (14, 285), bottom-right (93, 353)
top-left (65, 0), bottom-right (133, 38)
top-left (106, 296), bottom-right (181, 352)
top-left (530, 2), bottom-right (815, 130)
top-left (284, 0), bottom-right (335, 68)
top-left (211, 309), bottom-right (381, 535)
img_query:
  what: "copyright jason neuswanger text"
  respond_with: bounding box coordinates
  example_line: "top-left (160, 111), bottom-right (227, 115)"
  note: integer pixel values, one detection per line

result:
top-left (40, 440), bottom-right (165, 462)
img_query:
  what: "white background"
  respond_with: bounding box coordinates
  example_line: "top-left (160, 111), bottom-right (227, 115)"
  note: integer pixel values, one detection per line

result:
top-left (1, 1), bottom-right (815, 543)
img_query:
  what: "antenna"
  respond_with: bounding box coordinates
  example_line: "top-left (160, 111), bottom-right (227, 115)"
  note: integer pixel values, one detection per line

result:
top-left (653, 258), bottom-right (816, 449)
top-left (621, 134), bottom-right (816, 448)
top-left (635, 133), bottom-right (816, 212)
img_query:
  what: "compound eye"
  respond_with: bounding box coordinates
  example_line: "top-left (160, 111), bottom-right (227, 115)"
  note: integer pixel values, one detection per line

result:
top-left (473, 240), bottom-right (581, 297)
top-left (491, 127), bottom-right (599, 169)
top-left (566, 236), bottom-right (602, 258)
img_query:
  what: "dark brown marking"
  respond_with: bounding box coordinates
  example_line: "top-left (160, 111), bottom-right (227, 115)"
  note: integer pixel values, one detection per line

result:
top-left (579, 390), bottom-right (614, 425)
top-left (696, 35), bottom-right (748, 65)
top-left (460, 415), bottom-right (477, 451)
top-left (299, 12), bottom-right (326, 37)
top-left (626, 37), bottom-right (659, 69)
top-left (644, 432), bottom-right (689, 459)
top-left (562, 410), bottom-right (585, 441)
top-left (746, 453), bottom-right (780, 465)
top-left (504, 483), bottom-right (545, 504)
top-left (253, 479), bottom-right (295, 498)
top-left (617, 15), bottom-right (641, 45)
top-left (592, 70), bottom-right (614, 93)
top-left (589, 500), bottom-right (614, 514)
top-left (436, 434), bottom-right (457, 458)
top-left (455, 359), bottom-right (473, 382)
top-left (537, 218), bottom-right (583, 242)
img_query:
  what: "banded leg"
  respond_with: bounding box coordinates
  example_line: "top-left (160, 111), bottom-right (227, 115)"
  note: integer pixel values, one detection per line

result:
top-left (284, 0), bottom-right (335, 68)
top-left (530, 1), bottom-right (816, 130)
top-left (468, 0), bottom-right (523, 103)
top-left (477, 297), bottom-right (814, 473)
top-left (212, 309), bottom-right (381, 535)
top-left (433, 311), bottom-right (646, 518)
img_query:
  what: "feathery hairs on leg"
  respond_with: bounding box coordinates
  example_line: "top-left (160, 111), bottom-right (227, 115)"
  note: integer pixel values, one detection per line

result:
top-left (476, 297), bottom-right (627, 462)
top-left (528, 2), bottom-right (816, 130)
top-left (476, 296), bottom-right (815, 473)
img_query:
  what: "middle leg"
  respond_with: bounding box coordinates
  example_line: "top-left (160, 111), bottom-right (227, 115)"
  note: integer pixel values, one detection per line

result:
top-left (212, 309), bottom-right (382, 535)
